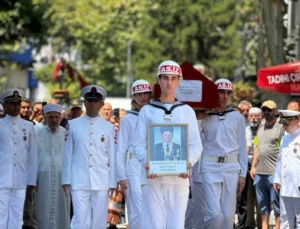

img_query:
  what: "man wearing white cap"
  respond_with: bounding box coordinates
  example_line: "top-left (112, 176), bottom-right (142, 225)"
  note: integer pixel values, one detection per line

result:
top-left (62, 85), bottom-right (117, 229)
top-left (117, 79), bottom-right (152, 228)
top-left (250, 100), bottom-right (283, 229)
top-left (35, 104), bottom-right (70, 229)
top-left (274, 110), bottom-right (300, 228)
top-left (198, 78), bottom-right (247, 229)
top-left (0, 88), bottom-right (38, 229)
top-left (236, 107), bottom-right (262, 228)
top-left (134, 60), bottom-right (202, 229)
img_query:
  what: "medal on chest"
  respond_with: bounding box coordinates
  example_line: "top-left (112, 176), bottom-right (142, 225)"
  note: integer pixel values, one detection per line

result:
top-left (101, 135), bottom-right (105, 142)
top-left (23, 129), bottom-right (27, 141)
top-left (294, 147), bottom-right (297, 153)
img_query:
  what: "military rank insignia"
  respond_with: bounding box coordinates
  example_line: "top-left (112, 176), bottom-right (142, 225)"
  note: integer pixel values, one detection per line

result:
top-left (101, 135), bottom-right (105, 142)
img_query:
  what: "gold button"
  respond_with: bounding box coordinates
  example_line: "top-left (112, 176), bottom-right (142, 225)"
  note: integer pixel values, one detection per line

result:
top-left (14, 142), bottom-right (17, 145)
top-left (91, 122), bottom-right (94, 125)
top-left (90, 132), bottom-right (93, 135)
top-left (90, 154), bottom-right (93, 156)
top-left (90, 143), bottom-right (93, 146)
top-left (89, 165), bottom-right (92, 168)
top-left (13, 122), bottom-right (16, 125)
top-left (14, 153), bottom-right (17, 155)
top-left (14, 132), bottom-right (17, 134)
top-left (14, 164), bottom-right (16, 166)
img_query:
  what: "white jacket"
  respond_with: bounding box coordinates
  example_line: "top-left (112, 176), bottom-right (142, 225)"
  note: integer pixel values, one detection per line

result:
top-left (274, 128), bottom-right (300, 197)
top-left (0, 115), bottom-right (38, 188)
top-left (61, 115), bottom-right (117, 190)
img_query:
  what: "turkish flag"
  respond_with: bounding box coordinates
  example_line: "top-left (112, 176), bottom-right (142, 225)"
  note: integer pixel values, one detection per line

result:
top-left (52, 61), bottom-right (61, 81)
top-left (153, 62), bottom-right (219, 109)
top-left (257, 61), bottom-right (300, 93)
top-left (78, 74), bottom-right (89, 89)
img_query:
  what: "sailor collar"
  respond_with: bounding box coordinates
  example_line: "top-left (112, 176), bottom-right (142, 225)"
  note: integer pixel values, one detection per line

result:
top-left (149, 99), bottom-right (185, 120)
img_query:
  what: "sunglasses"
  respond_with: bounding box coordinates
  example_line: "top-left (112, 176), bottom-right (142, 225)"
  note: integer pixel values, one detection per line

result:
top-left (262, 107), bottom-right (273, 112)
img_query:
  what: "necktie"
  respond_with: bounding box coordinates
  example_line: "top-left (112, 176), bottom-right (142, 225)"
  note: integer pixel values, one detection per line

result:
top-left (166, 143), bottom-right (169, 153)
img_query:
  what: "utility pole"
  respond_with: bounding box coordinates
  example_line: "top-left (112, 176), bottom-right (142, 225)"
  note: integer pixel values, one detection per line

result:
top-left (126, 41), bottom-right (133, 98)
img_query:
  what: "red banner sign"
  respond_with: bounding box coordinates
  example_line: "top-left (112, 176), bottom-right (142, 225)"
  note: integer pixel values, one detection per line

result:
top-left (257, 61), bottom-right (300, 93)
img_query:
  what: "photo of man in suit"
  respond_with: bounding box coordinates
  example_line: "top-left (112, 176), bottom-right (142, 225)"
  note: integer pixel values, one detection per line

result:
top-left (152, 126), bottom-right (181, 161)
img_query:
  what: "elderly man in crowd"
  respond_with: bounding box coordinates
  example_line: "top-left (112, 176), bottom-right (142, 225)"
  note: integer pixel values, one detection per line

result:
top-left (35, 104), bottom-right (70, 229)
top-left (250, 100), bottom-right (284, 229)
top-left (239, 100), bottom-right (252, 127)
top-left (100, 102), bottom-right (113, 121)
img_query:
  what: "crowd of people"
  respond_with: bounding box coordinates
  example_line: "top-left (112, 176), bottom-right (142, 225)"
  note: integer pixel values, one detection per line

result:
top-left (0, 60), bottom-right (300, 229)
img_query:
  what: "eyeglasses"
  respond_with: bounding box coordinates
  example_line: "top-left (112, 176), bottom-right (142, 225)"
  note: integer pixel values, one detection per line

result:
top-left (241, 109), bottom-right (249, 113)
top-left (262, 107), bottom-right (273, 112)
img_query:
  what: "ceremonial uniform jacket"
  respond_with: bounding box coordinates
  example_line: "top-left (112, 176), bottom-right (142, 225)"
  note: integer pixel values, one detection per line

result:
top-left (0, 114), bottom-right (38, 188)
top-left (153, 142), bottom-right (181, 161)
top-left (134, 102), bottom-right (202, 185)
top-left (116, 111), bottom-right (141, 182)
top-left (274, 128), bottom-right (300, 197)
top-left (62, 115), bottom-right (117, 190)
top-left (199, 108), bottom-right (247, 177)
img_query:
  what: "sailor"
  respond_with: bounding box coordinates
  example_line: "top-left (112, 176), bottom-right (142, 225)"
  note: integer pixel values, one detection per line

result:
top-left (0, 88), bottom-right (38, 229)
top-left (274, 110), bottom-right (300, 228)
top-left (134, 60), bottom-right (202, 229)
top-left (117, 79), bottom-right (152, 228)
top-left (62, 85), bottom-right (117, 229)
top-left (199, 79), bottom-right (247, 229)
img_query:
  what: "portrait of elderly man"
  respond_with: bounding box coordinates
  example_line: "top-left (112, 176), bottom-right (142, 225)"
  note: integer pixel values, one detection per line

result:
top-left (152, 126), bottom-right (181, 161)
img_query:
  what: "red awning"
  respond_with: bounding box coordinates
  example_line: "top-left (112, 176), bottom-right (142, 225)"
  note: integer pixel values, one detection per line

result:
top-left (257, 61), bottom-right (300, 93)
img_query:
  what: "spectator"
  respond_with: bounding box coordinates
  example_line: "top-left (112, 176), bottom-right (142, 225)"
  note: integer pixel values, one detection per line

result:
top-left (100, 102), bottom-right (113, 121)
top-left (239, 100), bottom-right (252, 127)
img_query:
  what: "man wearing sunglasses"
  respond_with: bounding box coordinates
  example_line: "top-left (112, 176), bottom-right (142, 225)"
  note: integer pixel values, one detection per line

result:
top-left (274, 110), bottom-right (300, 228)
top-left (250, 100), bottom-right (284, 229)
top-left (62, 85), bottom-right (117, 229)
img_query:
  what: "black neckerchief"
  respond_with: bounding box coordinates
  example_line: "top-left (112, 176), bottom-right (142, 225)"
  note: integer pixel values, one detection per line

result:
top-left (148, 99), bottom-right (185, 115)
top-left (208, 106), bottom-right (235, 116)
top-left (127, 109), bottom-right (139, 116)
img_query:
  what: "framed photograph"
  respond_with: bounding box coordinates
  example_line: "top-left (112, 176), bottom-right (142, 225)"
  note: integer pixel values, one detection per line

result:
top-left (147, 123), bottom-right (189, 176)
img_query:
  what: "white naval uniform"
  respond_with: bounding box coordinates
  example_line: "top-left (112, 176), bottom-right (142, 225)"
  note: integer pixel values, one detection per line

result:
top-left (134, 101), bottom-right (202, 229)
top-left (200, 109), bottom-right (247, 229)
top-left (0, 114), bottom-right (38, 229)
top-left (117, 110), bottom-right (142, 229)
top-left (62, 115), bottom-right (117, 229)
top-left (274, 128), bottom-right (300, 229)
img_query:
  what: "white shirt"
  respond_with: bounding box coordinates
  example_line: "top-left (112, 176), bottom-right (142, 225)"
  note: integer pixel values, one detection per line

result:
top-left (117, 112), bottom-right (141, 182)
top-left (61, 115), bottom-right (117, 190)
top-left (199, 110), bottom-right (247, 177)
top-left (274, 128), bottom-right (300, 197)
top-left (0, 114), bottom-right (38, 188)
top-left (134, 103), bottom-right (202, 185)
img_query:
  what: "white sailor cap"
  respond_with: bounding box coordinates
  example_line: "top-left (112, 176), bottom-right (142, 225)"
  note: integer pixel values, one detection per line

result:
top-left (81, 85), bottom-right (107, 100)
top-left (279, 109), bottom-right (300, 124)
top-left (215, 78), bottom-right (233, 91)
top-left (249, 107), bottom-right (262, 115)
top-left (0, 88), bottom-right (25, 103)
top-left (43, 104), bottom-right (64, 114)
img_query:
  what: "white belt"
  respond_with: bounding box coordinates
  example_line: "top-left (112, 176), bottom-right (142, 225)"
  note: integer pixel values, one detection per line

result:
top-left (203, 155), bottom-right (238, 163)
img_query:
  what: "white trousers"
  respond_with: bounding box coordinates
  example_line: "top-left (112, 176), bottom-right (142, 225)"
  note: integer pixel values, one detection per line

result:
top-left (0, 188), bottom-right (26, 229)
top-left (192, 182), bottom-right (206, 229)
top-left (202, 171), bottom-right (239, 229)
top-left (71, 190), bottom-right (109, 229)
top-left (126, 175), bottom-right (142, 229)
top-left (280, 196), bottom-right (300, 229)
top-left (141, 184), bottom-right (189, 229)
